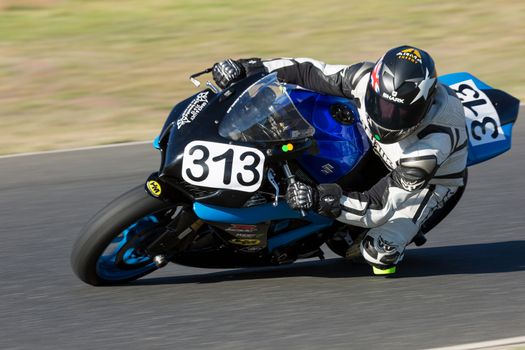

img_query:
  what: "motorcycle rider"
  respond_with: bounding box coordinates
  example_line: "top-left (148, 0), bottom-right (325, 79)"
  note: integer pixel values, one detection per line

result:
top-left (212, 46), bottom-right (468, 274)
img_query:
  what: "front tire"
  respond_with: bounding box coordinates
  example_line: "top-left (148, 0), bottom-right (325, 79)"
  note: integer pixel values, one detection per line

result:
top-left (71, 185), bottom-right (175, 286)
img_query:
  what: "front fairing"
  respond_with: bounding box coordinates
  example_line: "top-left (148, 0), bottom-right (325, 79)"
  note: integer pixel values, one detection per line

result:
top-left (159, 108), bottom-right (244, 205)
top-left (156, 74), bottom-right (280, 207)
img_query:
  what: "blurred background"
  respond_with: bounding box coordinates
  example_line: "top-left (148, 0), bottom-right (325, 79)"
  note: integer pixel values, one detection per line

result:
top-left (1, 0), bottom-right (523, 155)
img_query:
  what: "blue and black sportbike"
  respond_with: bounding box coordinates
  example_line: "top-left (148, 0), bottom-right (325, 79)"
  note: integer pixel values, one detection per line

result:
top-left (71, 71), bottom-right (519, 285)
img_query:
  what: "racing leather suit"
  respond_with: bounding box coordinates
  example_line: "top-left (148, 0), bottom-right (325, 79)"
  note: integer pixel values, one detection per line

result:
top-left (240, 57), bottom-right (468, 267)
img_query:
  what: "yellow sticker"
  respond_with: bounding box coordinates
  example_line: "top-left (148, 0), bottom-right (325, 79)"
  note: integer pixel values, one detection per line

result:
top-left (402, 48), bottom-right (421, 59)
top-left (146, 180), bottom-right (162, 197)
top-left (230, 238), bottom-right (261, 246)
top-left (396, 48), bottom-right (423, 64)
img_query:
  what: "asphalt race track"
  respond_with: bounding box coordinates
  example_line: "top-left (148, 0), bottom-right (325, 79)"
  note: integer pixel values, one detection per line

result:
top-left (1, 109), bottom-right (524, 350)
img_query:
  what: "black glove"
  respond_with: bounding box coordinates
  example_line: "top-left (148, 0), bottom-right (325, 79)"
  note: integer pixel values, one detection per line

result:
top-left (285, 182), bottom-right (343, 218)
top-left (316, 183), bottom-right (343, 218)
top-left (212, 59), bottom-right (245, 89)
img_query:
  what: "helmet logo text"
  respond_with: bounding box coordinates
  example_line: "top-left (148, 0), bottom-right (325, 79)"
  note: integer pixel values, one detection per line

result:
top-left (382, 92), bottom-right (404, 104)
top-left (396, 48), bottom-right (423, 64)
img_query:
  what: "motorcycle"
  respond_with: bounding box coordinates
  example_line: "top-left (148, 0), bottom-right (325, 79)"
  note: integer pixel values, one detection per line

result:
top-left (71, 70), bottom-right (520, 285)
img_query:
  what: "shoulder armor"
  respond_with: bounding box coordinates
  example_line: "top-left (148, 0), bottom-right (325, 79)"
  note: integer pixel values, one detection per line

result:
top-left (342, 61), bottom-right (374, 96)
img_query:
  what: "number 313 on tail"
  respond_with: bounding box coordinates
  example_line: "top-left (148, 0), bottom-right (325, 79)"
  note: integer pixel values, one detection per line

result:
top-left (182, 141), bottom-right (266, 193)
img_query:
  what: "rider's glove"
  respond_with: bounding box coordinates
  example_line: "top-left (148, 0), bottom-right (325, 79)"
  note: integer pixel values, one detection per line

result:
top-left (285, 182), bottom-right (343, 218)
top-left (286, 182), bottom-right (315, 210)
top-left (212, 59), bottom-right (245, 89)
top-left (316, 183), bottom-right (343, 218)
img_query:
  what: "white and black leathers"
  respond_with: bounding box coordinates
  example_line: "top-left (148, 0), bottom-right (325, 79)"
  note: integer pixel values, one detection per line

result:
top-left (241, 57), bottom-right (468, 267)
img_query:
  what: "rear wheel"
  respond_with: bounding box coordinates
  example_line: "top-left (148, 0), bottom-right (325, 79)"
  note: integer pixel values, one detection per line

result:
top-left (71, 185), bottom-right (181, 286)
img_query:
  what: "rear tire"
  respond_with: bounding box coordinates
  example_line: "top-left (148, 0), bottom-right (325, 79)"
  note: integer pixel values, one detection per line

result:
top-left (71, 185), bottom-right (173, 286)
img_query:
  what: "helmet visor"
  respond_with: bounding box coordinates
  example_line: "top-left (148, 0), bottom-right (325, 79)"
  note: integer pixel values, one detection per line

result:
top-left (365, 86), bottom-right (427, 130)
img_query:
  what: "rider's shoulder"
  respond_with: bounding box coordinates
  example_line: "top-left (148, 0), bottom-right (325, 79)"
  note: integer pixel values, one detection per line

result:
top-left (426, 83), bottom-right (466, 129)
top-left (344, 61), bottom-right (375, 86)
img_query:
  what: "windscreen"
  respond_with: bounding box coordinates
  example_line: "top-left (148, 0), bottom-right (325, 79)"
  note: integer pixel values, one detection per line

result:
top-left (219, 74), bottom-right (315, 142)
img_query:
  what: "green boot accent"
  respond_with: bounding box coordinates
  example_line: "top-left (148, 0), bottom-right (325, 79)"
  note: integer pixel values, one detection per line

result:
top-left (372, 266), bottom-right (397, 275)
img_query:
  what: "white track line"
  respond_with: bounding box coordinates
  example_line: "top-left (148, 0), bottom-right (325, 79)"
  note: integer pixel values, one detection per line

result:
top-left (0, 140), bottom-right (151, 160)
top-left (1, 104), bottom-right (523, 160)
top-left (424, 335), bottom-right (525, 350)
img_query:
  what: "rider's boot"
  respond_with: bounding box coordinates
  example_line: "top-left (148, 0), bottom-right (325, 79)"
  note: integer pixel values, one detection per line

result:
top-left (360, 233), bottom-right (406, 276)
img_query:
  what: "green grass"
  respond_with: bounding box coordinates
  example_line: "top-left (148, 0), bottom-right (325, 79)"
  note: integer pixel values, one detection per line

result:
top-left (0, 0), bottom-right (524, 154)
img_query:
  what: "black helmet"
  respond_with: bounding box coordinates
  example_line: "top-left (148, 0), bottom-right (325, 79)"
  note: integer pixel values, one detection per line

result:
top-left (365, 45), bottom-right (437, 144)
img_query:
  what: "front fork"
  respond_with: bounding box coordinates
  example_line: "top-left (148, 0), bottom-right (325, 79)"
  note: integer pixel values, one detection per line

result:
top-left (145, 208), bottom-right (204, 267)
top-left (144, 173), bottom-right (203, 267)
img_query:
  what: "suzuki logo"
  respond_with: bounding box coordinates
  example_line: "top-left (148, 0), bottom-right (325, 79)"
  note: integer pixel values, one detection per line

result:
top-left (321, 163), bottom-right (334, 175)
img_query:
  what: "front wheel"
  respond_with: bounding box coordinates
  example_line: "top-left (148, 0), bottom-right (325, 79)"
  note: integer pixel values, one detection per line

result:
top-left (71, 185), bottom-right (179, 286)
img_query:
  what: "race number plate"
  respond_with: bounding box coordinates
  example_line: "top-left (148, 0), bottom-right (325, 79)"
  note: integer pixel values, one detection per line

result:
top-left (449, 79), bottom-right (505, 146)
top-left (182, 141), bottom-right (265, 193)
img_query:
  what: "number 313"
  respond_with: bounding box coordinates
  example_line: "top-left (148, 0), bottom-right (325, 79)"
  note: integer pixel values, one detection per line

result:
top-left (182, 141), bottom-right (265, 193)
